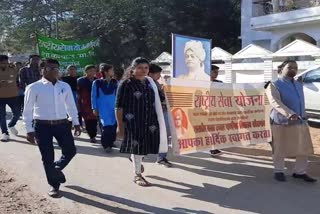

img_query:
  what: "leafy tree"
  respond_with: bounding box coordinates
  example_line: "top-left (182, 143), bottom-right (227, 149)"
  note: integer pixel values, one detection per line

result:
top-left (0, 0), bottom-right (241, 66)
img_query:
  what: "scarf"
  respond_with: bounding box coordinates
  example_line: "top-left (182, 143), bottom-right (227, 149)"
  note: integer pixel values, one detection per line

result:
top-left (145, 76), bottom-right (168, 153)
top-left (96, 79), bottom-right (118, 95)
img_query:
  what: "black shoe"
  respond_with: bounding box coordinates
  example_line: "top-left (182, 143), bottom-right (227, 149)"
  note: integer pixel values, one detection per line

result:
top-left (156, 158), bottom-right (173, 168)
top-left (210, 150), bottom-right (222, 156)
top-left (48, 186), bottom-right (60, 198)
top-left (55, 168), bottom-right (66, 184)
top-left (104, 147), bottom-right (112, 153)
top-left (90, 138), bottom-right (97, 143)
top-left (292, 173), bottom-right (317, 183)
top-left (274, 173), bottom-right (287, 182)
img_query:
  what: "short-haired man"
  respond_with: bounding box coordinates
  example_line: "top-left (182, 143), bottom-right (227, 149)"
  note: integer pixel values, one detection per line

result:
top-left (14, 62), bottom-right (25, 116)
top-left (19, 55), bottom-right (41, 90)
top-left (77, 65), bottom-right (98, 143)
top-left (62, 65), bottom-right (78, 102)
top-left (23, 58), bottom-right (81, 197)
top-left (0, 55), bottom-right (21, 142)
top-left (19, 55), bottom-right (41, 114)
top-left (210, 65), bottom-right (223, 156)
top-left (210, 65), bottom-right (222, 83)
top-left (148, 63), bottom-right (173, 167)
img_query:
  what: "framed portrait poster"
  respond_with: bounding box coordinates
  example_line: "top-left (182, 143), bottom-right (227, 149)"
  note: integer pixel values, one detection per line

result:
top-left (172, 34), bottom-right (212, 81)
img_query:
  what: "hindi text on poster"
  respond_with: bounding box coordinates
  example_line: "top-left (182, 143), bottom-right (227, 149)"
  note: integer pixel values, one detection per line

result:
top-left (164, 79), bottom-right (271, 155)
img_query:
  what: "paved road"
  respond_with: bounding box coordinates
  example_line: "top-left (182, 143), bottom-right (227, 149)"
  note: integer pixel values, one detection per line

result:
top-left (1, 118), bottom-right (320, 214)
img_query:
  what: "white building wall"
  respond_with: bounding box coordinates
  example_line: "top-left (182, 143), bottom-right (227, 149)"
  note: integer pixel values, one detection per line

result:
top-left (270, 23), bottom-right (320, 51)
top-left (241, 0), bottom-right (271, 49)
top-left (242, 0), bottom-right (320, 51)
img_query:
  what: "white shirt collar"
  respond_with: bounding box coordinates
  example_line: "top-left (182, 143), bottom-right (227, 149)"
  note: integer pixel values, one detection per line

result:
top-left (41, 77), bottom-right (60, 85)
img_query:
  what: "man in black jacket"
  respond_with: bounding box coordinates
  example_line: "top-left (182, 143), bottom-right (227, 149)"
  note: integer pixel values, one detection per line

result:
top-left (210, 65), bottom-right (223, 156)
top-left (148, 63), bottom-right (173, 167)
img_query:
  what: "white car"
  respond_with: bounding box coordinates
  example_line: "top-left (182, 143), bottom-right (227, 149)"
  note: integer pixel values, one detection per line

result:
top-left (296, 65), bottom-right (320, 122)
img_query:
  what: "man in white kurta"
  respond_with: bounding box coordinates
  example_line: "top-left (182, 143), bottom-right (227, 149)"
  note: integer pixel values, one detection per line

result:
top-left (266, 60), bottom-right (316, 183)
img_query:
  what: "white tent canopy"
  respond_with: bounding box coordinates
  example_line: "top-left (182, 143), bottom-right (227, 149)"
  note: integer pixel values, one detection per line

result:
top-left (153, 40), bottom-right (320, 83)
top-left (211, 47), bottom-right (232, 60)
top-left (233, 44), bottom-right (273, 59)
top-left (153, 51), bottom-right (172, 63)
top-left (273, 39), bottom-right (320, 57)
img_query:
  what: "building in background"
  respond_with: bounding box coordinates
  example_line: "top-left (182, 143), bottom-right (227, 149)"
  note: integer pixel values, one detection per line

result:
top-left (241, 0), bottom-right (320, 51)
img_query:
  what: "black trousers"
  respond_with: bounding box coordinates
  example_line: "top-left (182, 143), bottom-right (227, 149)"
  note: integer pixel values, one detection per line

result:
top-left (0, 97), bottom-right (21, 134)
top-left (101, 124), bottom-right (117, 149)
top-left (34, 121), bottom-right (77, 188)
top-left (78, 112), bottom-right (83, 127)
top-left (84, 119), bottom-right (97, 139)
top-left (19, 95), bottom-right (24, 116)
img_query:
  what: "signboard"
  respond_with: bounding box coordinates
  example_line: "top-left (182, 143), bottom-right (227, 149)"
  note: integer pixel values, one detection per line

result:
top-left (37, 35), bottom-right (99, 72)
top-left (165, 79), bottom-right (271, 155)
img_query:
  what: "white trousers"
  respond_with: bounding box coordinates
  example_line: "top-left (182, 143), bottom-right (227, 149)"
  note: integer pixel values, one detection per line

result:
top-left (131, 154), bottom-right (144, 175)
top-left (273, 155), bottom-right (308, 174)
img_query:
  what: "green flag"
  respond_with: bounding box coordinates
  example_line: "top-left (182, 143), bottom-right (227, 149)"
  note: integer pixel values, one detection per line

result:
top-left (37, 35), bottom-right (99, 72)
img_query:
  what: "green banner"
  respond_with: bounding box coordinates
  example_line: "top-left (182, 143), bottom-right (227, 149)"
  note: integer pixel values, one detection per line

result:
top-left (37, 35), bottom-right (99, 72)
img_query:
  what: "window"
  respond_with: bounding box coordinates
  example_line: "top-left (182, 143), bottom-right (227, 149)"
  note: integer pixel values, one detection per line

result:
top-left (304, 69), bottom-right (320, 83)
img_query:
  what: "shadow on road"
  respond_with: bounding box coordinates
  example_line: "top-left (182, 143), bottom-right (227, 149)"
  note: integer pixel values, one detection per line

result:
top-left (4, 110), bottom-right (320, 213)
top-left (58, 145), bottom-right (320, 214)
top-left (11, 135), bottom-right (127, 158)
top-left (142, 147), bottom-right (320, 214)
top-left (64, 185), bottom-right (183, 214)
top-left (308, 121), bottom-right (320, 128)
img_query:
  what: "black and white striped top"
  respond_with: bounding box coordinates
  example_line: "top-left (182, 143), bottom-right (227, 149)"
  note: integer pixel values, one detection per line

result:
top-left (116, 77), bottom-right (164, 155)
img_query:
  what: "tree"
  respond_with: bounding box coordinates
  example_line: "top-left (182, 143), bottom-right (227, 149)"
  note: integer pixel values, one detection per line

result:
top-left (0, 0), bottom-right (241, 65)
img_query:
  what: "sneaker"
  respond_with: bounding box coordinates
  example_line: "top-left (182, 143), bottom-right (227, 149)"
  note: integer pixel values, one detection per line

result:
top-left (210, 149), bottom-right (222, 156)
top-left (292, 173), bottom-right (317, 183)
top-left (90, 138), bottom-right (96, 143)
top-left (48, 186), bottom-right (60, 198)
top-left (9, 127), bottom-right (18, 136)
top-left (1, 134), bottom-right (10, 142)
top-left (156, 158), bottom-right (173, 168)
top-left (274, 172), bottom-right (286, 182)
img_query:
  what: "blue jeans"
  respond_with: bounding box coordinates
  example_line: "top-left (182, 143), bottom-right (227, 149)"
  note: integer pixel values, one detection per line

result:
top-left (0, 97), bottom-right (21, 134)
top-left (158, 152), bottom-right (167, 160)
top-left (158, 110), bottom-right (170, 161)
top-left (34, 121), bottom-right (77, 188)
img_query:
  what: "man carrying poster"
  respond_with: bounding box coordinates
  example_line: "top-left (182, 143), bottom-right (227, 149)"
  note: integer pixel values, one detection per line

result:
top-left (209, 65), bottom-right (223, 156)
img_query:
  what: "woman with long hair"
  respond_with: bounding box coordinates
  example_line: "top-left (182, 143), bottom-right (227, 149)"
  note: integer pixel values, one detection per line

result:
top-left (91, 64), bottom-right (118, 153)
top-left (115, 57), bottom-right (168, 187)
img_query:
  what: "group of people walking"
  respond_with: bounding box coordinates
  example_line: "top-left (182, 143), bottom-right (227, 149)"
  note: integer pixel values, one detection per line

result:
top-left (0, 53), bottom-right (317, 198)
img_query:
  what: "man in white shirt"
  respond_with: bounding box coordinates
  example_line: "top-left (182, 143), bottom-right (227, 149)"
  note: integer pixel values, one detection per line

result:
top-left (23, 58), bottom-right (81, 198)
